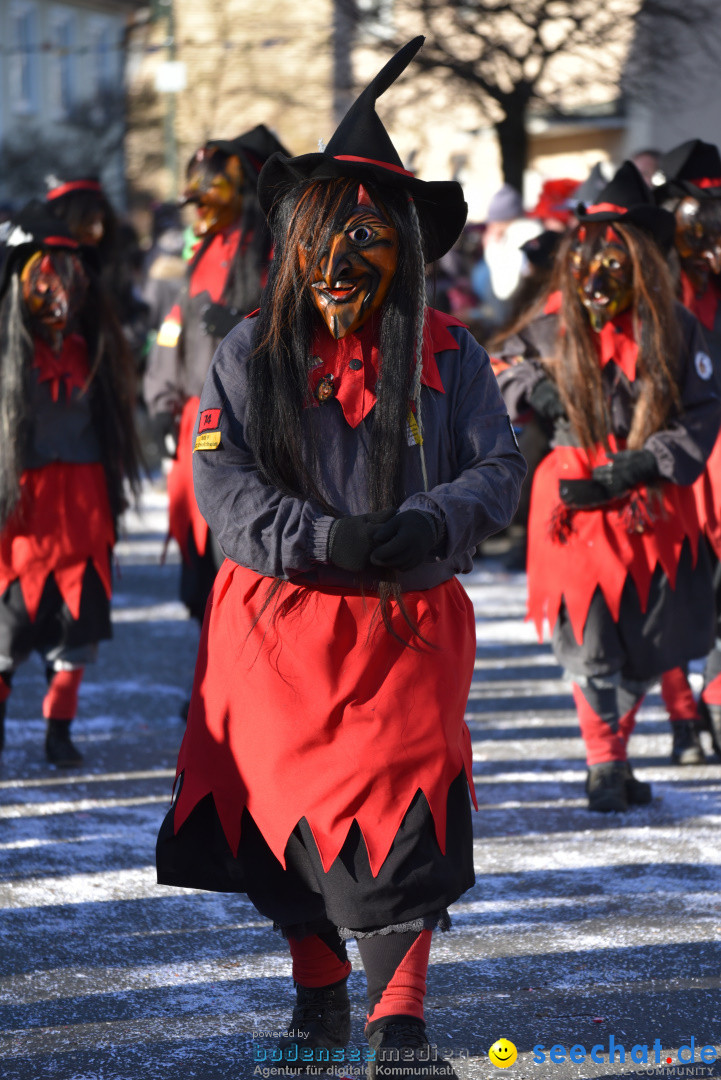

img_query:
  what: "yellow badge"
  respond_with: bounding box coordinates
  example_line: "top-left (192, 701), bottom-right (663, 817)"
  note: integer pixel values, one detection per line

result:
top-left (194, 431), bottom-right (221, 451)
top-left (157, 320), bottom-right (181, 348)
top-left (406, 410), bottom-right (423, 446)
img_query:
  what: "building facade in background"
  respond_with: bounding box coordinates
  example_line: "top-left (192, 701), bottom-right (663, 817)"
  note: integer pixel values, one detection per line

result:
top-left (0, 0), bottom-right (138, 207)
top-left (3, 1), bottom-right (721, 227)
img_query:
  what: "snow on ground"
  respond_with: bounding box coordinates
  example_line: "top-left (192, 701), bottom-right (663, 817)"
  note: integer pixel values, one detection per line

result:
top-left (0, 487), bottom-right (719, 1080)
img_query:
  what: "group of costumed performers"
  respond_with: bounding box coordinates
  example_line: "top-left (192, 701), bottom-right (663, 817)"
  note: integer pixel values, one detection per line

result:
top-left (650, 140), bottom-right (721, 764)
top-left (143, 124), bottom-right (287, 629)
top-left (0, 203), bottom-right (140, 765)
top-left (156, 38), bottom-right (525, 1080)
top-left (495, 161), bottom-right (721, 814)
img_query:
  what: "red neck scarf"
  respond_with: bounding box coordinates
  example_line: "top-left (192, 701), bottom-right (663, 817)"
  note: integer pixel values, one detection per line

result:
top-left (309, 308), bottom-right (464, 428)
top-left (680, 271), bottom-right (720, 330)
top-left (33, 334), bottom-right (89, 402)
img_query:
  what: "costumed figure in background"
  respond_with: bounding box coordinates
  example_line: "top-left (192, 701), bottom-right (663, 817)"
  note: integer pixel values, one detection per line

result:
top-left (143, 124), bottom-right (287, 625)
top-left (653, 139), bottom-right (721, 763)
top-left (45, 174), bottom-right (150, 370)
top-left (156, 39), bottom-right (525, 1079)
top-left (0, 205), bottom-right (141, 765)
top-left (486, 180), bottom-right (580, 571)
top-left (497, 162), bottom-right (721, 812)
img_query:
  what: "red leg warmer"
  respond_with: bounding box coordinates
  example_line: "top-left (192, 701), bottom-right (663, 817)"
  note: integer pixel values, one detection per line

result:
top-left (572, 683), bottom-right (626, 766)
top-left (701, 672), bottom-right (721, 707)
top-left (661, 667), bottom-right (699, 722)
top-left (43, 668), bottom-right (84, 720)
top-left (363, 928), bottom-right (432, 1027)
top-left (617, 696), bottom-right (643, 748)
top-left (288, 934), bottom-right (352, 988)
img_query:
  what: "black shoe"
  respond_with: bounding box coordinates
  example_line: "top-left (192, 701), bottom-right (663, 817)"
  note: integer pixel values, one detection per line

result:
top-left (45, 722), bottom-right (84, 767)
top-left (366, 1019), bottom-right (458, 1079)
top-left (669, 720), bottom-right (706, 765)
top-left (585, 761), bottom-right (628, 812)
top-left (623, 762), bottom-right (652, 804)
top-left (698, 698), bottom-right (721, 758)
top-left (277, 978), bottom-right (350, 1070)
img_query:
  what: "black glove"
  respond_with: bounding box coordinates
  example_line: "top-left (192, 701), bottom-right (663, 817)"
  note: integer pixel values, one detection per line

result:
top-left (591, 450), bottom-right (659, 499)
top-left (559, 478), bottom-right (615, 509)
top-left (370, 510), bottom-right (439, 572)
top-left (528, 378), bottom-right (566, 422)
top-left (328, 510), bottom-right (395, 572)
top-left (201, 302), bottom-right (243, 339)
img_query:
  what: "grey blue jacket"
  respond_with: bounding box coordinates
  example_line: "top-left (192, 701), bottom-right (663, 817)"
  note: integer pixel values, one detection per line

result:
top-left (192, 315), bottom-right (527, 591)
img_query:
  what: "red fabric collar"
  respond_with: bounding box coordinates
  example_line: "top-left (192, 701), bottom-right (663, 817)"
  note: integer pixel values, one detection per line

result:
top-left (596, 310), bottom-right (638, 381)
top-left (33, 334), bottom-right (89, 402)
top-left (309, 308), bottom-right (464, 429)
top-left (680, 271), bottom-right (720, 330)
top-left (544, 293), bottom-right (638, 380)
top-left (189, 225), bottom-right (244, 302)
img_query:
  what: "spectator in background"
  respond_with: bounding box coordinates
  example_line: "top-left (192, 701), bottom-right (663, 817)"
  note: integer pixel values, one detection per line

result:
top-left (471, 183), bottom-right (541, 334)
top-left (630, 148), bottom-right (660, 186)
top-left (142, 202), bottom-right (187, 334)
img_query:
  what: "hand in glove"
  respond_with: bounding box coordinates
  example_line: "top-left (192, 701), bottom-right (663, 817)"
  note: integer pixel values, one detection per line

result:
top-left (591, 450), bottom-right (659, 499)
top-left (201, 302), bottom-right (243, 339)
top-left (528, 378), bottom-right (566, 422)
top-left (559, 478), bottom-right (616, 509)
top-left (328, 510), bottom-right (395, 572)
top-left (370, 510), bottom-right (439, 572)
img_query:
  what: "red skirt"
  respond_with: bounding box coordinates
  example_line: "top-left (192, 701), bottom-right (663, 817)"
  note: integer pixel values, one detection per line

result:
top-left (167, 396), bottom-right (209, 562)
top-left (528, 441), bottom-right (701, 644)
top-left (171, 561), bottom-right (478, 879)
top-left (693, 429), bottom-right (721, 560)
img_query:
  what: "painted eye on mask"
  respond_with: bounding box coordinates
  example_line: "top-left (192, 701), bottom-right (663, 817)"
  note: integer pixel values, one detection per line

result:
top-left (347, 224), bottom-right (377, 245)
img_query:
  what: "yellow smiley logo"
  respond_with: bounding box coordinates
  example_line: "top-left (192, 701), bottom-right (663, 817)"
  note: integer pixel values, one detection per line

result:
top-left (489, 1038), bottom-right (518, 1068)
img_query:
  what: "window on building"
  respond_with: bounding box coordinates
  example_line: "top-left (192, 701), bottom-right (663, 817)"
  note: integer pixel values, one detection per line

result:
top-left (10, 2), bottom-right (39, 114)
top-left (91, 21), bottom-right (118, 97)
top-left (50, 9), bottom-right (77, 117)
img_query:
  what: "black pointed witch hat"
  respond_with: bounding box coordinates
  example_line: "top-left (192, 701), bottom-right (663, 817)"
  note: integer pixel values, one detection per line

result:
top-left (0, 200), bottom-right (81, 297)
top-left (576, 161), bottom-right (675, 252)
top-left (654, 139), bottom-right (721, 201)
top-left (202, 124), bottom-right (290, 182)
top-left (257, 37), bottom-right (467, 263)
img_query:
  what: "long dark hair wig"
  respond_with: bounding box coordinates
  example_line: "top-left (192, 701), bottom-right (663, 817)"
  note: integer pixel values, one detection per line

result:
top-left (0, 262), bottom-right (142, 530)
top-left (245, 176), bottom-right (428, 637)
top-left (544, 222), bottom-right (682, 451)
top-left (187, 148), bottom-right (273, 318)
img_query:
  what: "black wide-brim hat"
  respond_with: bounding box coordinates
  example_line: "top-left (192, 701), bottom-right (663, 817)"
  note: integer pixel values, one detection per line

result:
top-left (576, 160), bottom-right (676, 253)
top-left (0, 200), bottom-right (82, 298)
top-left (654, 139), bottom-right (721, 202)
top-left (195, 125), bottom-right (289, 186)
top-left (257, 37), bottom-right (467, 264)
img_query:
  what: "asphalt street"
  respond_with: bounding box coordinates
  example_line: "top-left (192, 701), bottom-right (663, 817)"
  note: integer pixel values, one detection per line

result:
top-left (0, 486), bottom-right (720, 1080)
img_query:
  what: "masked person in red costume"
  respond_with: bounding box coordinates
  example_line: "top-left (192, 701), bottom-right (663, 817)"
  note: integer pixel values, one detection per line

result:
top-left (156, 39), bottom-right (525, 1080)
top-left (653, 140), bottom-right (721, 764)
top-left (144, 125), bottom-right (287, 623)
top-left (497, 162), bottom-right (721, 813)
top-left (0, 205), bottom-right (140, 765)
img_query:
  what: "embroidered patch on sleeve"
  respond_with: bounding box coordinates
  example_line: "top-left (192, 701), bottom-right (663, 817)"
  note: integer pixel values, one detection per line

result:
top-left (157, 320), bottom-right (181, 348)
top-left (198, 408), bottom-right (222, 432)
top-left (695, 351), bottom-right (714, 380)
top-left (194, 431), bottom-right (221, 451)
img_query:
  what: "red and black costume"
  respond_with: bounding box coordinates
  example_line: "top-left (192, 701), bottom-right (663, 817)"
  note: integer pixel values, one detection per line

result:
top-left (143, 126), bottom-right (286, 620)
top-left (156, 38), bottom-right (525, 1079)
top-left (498, 162), bottom-right (721, 809)
top-left (0, 206), bottom-right (140, 764)
top-left (654, 140), bottom-right (721, 758)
